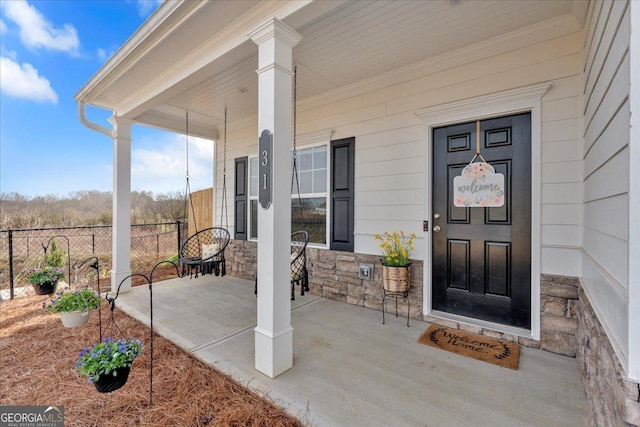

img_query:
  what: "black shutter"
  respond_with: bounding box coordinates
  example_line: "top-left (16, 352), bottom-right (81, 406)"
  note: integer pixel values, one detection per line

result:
top-left (234, 157), bottom-right (248, 240)
top-left (330, 137), bottom-right (355, 251)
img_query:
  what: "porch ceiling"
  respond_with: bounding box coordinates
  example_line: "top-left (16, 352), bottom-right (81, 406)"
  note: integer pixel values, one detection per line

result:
top-left (76, 0), bottom-right (588, 139)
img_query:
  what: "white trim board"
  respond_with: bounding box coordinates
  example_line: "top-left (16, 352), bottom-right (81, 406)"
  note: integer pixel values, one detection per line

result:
top-left (627, 0), bottom-right (640, 382)
top-left (416, 83), bottom-right (550, 340)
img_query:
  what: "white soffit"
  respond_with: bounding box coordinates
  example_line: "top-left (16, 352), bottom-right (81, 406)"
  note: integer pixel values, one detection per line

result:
top-left (79, 0), bottom-right (585, 134)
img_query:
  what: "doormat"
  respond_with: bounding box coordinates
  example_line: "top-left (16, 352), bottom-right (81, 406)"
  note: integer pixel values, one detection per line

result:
top-left (418, 325), bottom-right (520, 370)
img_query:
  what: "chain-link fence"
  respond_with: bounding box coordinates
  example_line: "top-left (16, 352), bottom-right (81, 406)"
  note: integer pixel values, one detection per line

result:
top-left (0, 221), bottom-right (186, 299)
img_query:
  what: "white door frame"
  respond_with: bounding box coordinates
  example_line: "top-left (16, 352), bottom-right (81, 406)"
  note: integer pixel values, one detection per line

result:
top-left (416, 83), bottom-right (549, 340)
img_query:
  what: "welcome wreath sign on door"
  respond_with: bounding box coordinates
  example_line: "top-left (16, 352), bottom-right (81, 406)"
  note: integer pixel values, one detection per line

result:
top-left (452, 121), bottom-right (505, 208)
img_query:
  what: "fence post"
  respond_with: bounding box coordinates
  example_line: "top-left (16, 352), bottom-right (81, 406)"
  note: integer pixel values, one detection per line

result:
top-left (92, 234), bottom-right (95, 254)
top-left (8, 230), bottom-right (14, 300)
top-left (176, 220), bottom-right (181, 254)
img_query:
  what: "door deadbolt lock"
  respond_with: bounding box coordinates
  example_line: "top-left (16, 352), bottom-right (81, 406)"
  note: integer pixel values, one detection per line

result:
top-left (433, 225), bottom-right (441, 233)
top-left (434, 213), bottom-right (441, 219)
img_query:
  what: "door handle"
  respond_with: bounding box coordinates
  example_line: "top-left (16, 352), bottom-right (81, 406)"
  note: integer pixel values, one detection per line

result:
top-left (433, 225), bottom-right (441, 233)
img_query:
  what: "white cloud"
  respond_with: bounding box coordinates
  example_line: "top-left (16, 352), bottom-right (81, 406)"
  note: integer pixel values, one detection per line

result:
top-left (136, 0), bottom-right (163, 18)
top-left (0, 19), bottom-right (6, 35)
top-left (0, 56), bottom-right (57, 103)
top-left (3, 0), bottom-right (79, 53)
top-left (131, 134), bottom-right (215, 195)
top-left (96, 48), bottom-right (107, 61)
top-left (2, 49), bottom-right (17, 61)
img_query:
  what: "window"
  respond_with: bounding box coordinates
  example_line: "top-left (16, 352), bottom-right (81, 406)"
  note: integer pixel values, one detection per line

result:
top-left (249, 145), bottom-right (328, 245)
top-left (235, 136), bottom-right (353, 251)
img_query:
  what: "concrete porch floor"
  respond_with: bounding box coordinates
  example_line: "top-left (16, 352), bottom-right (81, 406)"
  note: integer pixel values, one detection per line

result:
top-left (114, 275), bottom-right (589, 427)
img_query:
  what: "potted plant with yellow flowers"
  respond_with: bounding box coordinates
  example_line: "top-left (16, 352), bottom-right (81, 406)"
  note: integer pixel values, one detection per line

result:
top-left (374, 231), bottom-right (416, 292)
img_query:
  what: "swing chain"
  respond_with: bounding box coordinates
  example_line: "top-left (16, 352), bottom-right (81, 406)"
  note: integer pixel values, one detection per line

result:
top-left (293, 65), bottom-right (297, 155)
top-left (220, 107), bottom-right (229, 230)
top-left (291, 64), bottom-right (304, 227)
top-left (185, 112), bottom-right (190, 179)
top-left (184, 111), bottom-right (198, 236)
top-left (223, 108), bottom-right (227, 177)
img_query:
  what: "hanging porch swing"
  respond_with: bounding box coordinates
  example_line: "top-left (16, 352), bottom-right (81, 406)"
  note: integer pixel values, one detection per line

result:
top-left (289, 65), bottom-right (310, 297)
top-left (179, 109), bottom-right (230, 278)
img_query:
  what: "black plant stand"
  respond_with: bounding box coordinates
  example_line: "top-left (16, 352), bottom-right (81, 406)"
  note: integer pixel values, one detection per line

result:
top-left (107, 261), bottom-right (179, 406)
top-left (382, 288), bottom-right (410, 327)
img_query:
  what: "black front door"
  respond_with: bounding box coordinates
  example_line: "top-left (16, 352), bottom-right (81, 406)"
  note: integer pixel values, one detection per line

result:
top-left (432, 113), bottom-right (531, 329)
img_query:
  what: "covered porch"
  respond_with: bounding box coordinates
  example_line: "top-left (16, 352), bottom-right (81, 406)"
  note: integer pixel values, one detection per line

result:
top-left (75, 0), bottom-right (595, 379)
top-left (114, 275), bottom-right (588, 426)
top-left (75, 1), bottom-right (640, 422)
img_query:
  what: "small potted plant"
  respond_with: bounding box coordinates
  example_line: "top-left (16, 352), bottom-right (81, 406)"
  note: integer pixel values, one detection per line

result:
top-left (75, 337), bottom-right (144, 393)
top-left (26, 266), bottom-right (65, 295)
top-left (45, 287), bottom-right (102, 327)
top-left (374, 231), bottom-right (416, 292)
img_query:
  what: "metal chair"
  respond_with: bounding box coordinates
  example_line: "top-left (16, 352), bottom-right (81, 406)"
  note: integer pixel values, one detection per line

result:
top-left (290, 230), bottom-right (310, 299)
top-left (179, 227), bottom-right (230, 278)
top-left (254, 230), bottom-right (310, 300)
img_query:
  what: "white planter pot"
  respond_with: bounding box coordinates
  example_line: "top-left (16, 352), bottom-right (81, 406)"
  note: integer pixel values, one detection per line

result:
top-left (59, 310), bottom-right (91, 328)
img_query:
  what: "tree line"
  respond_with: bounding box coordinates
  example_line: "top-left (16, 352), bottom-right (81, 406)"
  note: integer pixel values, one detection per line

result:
top-left (0, 190), bottom-right (187, 230)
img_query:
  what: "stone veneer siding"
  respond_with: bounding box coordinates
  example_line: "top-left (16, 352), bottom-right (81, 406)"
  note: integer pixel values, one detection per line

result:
top-left (226, 239), bottom-right (423, 317)
top-left (223, 241), bottom-right (640, 426)
top-left (305, 247), bottom-right (423, 319)
top-left (577, 286), bottom-right (640, 426)
top-left (540, 275), bottom-right (580, 356)
top-left (226, 239), bottom-right (257, 281)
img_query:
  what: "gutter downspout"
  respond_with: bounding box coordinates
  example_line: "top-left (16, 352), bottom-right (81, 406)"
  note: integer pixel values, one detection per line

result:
top-left (77, 101), bottom-right (112, 137)
top-left (77, 101), bottom-right (133, 293)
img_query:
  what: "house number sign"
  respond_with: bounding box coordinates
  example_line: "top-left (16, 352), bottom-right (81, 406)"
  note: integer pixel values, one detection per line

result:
top-left (259, 129), bottom-right (272, 209)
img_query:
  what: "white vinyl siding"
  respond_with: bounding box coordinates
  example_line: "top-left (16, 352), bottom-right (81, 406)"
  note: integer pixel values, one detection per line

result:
top-left (581, 0), bottom-right (631, 371)
top-left (217, 30), bottom-right (586, 262)
top-left (299, 33), bottom-right (585, 262)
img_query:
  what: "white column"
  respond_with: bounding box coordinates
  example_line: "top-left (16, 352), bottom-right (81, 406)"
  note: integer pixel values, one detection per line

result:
top-left (108, 116), bottom-right (133, 293)
top-left (628, 0), bottom-right (640, 382)
top-left (249, 18), bottom-right (302, 378)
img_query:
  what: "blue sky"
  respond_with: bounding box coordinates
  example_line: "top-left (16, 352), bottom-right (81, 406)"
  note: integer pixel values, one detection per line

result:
top-left (0, 0), bottom-right (214, 198)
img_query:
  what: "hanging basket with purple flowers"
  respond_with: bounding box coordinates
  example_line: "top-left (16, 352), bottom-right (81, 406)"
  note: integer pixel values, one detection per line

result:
top-left (75, 337), bottom-right (143, 393)
top-left (26, 267), bottom-right (65, 295)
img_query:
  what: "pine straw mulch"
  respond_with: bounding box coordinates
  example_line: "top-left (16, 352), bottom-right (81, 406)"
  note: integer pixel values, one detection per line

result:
top-left (0, 294), bottom-right (306, 427)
